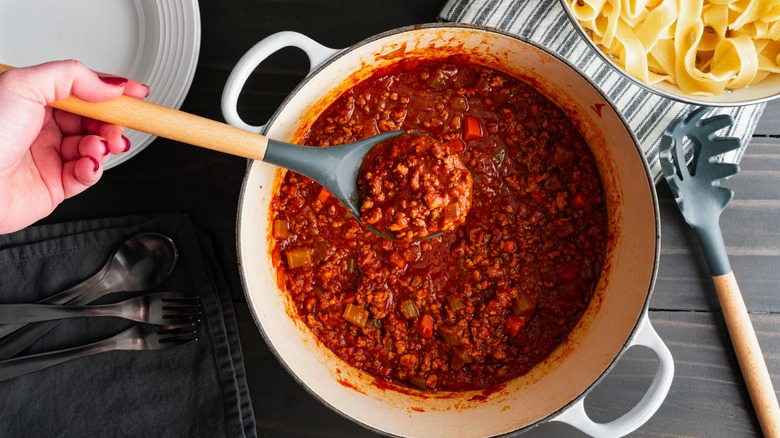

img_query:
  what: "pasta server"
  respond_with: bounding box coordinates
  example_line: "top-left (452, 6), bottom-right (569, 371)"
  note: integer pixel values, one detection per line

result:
top-left (659, 107), bottom-right (780, 437)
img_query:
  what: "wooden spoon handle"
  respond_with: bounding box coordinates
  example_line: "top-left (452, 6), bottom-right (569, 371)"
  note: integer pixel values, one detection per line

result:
top-left (0, 63), bottom-right (269, 160)
top-left (714, 271), bottom-right (780, 438)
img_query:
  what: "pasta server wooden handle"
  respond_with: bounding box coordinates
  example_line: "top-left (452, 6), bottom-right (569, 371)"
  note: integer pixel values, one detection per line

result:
top-left (0, 63), bottom-right (270, 160)
top-left (714, 272), bottom-right (780, 438)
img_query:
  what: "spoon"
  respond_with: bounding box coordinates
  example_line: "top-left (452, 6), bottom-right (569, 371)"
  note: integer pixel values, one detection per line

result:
top-left (0, 232), bottom-right (178, 359)
top-left (0, 63), bottom-right (407, 223)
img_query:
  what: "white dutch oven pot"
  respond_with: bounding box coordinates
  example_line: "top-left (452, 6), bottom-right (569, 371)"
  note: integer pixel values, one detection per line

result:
top-left (224, 24), bottom-right (673, 437)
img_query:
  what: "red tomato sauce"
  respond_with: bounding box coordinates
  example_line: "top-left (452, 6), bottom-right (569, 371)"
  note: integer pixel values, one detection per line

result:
top-left (270, 57), bottom-right (607, 392)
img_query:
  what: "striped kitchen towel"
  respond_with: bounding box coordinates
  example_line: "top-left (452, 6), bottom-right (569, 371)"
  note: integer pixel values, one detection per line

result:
top-left (438, 0), bottom-right (765, 182)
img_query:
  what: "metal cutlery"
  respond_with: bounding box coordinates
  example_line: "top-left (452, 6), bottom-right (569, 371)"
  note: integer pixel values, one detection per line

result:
top-left (0, 292), bottom-right (200, 325)
top-left (660, 107), bottom-right (780, 437)
top-left (0, 323), bottom-right (198, 382)
top-left (0, 232), bottom-right (178, 359)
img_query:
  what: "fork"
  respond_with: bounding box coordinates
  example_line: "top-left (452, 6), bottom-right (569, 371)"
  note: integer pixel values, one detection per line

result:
top-left (0, 292), bottom-right (200, 325)
top-left (0, 232), bottom-right (178, 360)
top-left (0, 323), bottom-right (198, 382)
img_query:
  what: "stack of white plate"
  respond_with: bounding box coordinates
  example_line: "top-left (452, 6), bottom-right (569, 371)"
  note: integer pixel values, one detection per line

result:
top-left (0, 0), bottom-right (201, 169)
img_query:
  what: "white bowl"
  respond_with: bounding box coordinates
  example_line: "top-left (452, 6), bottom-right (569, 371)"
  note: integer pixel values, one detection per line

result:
top-left (559, 0), bottom-right (780, 106)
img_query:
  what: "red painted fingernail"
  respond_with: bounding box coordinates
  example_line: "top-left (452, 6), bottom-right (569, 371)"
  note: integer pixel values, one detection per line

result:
top-left (143, 84), bottom-right (151, 98)
top-left (99, 76), bottom-right (128, 87)
top-left (90, 157), bottom-right (100, 172)
top-left (122, 136), bottom-right (131, 152)
top-left (101, 139), bottom-right (110, 156)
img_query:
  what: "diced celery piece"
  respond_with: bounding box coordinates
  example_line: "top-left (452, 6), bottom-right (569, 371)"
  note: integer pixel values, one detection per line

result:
top-left (286, 247), bottom-right (313, 269)
top-left (399, 299), bottom-right (420, 319)
top-left (343, 303), bottom-right (369, 327)
top-left (273, 219), bottom-right (290, 239)
top-left (513, 292), bottom-right (536, 316)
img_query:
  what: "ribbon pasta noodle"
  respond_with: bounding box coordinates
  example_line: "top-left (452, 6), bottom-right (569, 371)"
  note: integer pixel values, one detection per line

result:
top-left (569, 0), bottom-right (780, 96)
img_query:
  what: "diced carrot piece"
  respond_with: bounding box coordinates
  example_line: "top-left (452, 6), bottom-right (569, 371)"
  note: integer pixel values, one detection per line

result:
top-left (506, 315), bottom-right (527, 336)
top-left (502, 240), bottom-right (516, 253)
top-left (447, 138), bottom-right (467, 153)
top-left (316, 187), bottom-right (331, 204)
top-left (417, 314), bottom-right (435, 338)
top-left (463, 116), bottom-right (483, 141)
top-left (570, 192), bottom-right (587, 209)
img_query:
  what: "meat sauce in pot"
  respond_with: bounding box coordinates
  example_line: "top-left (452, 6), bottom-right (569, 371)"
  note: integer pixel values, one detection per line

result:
top-left (357, 132), bottom-right (473, 242)
top-left (270, 56), bottom-right (607, 392)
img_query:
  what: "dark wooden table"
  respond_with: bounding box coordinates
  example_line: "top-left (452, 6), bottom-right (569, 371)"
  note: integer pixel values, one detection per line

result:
top-left (46, 1), bottom-right (780, 436)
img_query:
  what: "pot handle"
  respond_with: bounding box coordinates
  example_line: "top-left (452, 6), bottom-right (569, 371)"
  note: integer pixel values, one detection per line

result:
top-left (550, 313), bottom-right (674, 437)
top-left (221, 31), bottom-right (340, 133)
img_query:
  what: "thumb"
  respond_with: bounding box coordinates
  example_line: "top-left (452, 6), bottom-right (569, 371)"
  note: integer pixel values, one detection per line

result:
top-left (5, 60), bottom-right (127, 106)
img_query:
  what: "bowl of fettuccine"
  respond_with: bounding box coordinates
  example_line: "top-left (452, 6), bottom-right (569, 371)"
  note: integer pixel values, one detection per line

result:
top-left (561, 0), bottom-right (780, 106)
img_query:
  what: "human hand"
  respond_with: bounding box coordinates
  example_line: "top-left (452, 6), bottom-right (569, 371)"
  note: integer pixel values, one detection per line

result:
top-left (0, 60), bottom-right (148, 234)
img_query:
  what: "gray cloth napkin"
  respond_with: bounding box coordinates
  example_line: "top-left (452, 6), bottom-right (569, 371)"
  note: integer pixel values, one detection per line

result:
top-left (438, 0), bottom-right (765, 182)
top-left (0, 214), bottom-right (255, 438)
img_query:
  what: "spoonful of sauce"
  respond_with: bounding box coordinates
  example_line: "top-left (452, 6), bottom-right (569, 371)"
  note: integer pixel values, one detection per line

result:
top-left (264, 130), bottom-right (472, 241)
top-left (356, 133), bottom-right (473, 242)
top-left (0, 63), bottom-right (471, 240)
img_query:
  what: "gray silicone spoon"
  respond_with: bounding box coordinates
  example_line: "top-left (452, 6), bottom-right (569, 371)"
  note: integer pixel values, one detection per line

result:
top-left (0, 232), bottom-right (178, 358)
top-left (660, 107), bottom-right (780, 437)
top-left (0, 60), bottom-right (405, 221)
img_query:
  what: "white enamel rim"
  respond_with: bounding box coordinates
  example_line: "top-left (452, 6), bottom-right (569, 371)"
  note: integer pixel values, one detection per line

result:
top-left (229, 23), bottom-right (670, 437)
